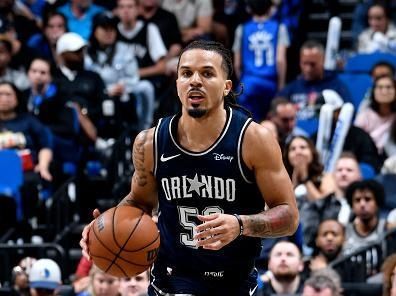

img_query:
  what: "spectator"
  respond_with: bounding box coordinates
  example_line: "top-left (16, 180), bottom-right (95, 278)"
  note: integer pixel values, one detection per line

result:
top-left (115, 0), bottom-right (168, 91)
top-left (355, 74), bottom-right (396, 157)
top-left (309, 219), bottom-right (345, 272)
top-left (382, 254), bottom-right (396, 296)
top-left (357, 1), bottom-right (396, 54)
top-left (313, 89), bottom-right (381, 174)
top-left (27, 11), bottom-right (68, 65)
top-left (0, 81), bottom-right (54, 221)
top-left (267, 97), bottom-right (308, 151)
top-left (11, 265), bottom-right (29, 296)
top-left (85, 11), bottom-right (155, 131)
top-left (29, 258), bottom-right (62, 296)
top-left (277, 40), bottom-right (352, 135)
top-left (161, 0), bottom-right (213, 45)
top-left (343, 179), bottom-right (386, 255)
top-left (77, 265), bottom-right (120, 296)
top-left (302, 268), bottom-right (342, 296)
top-left (283, 135), bottom-right (335, 203)
top-left (232, 0), bottom-right (289, 121)
top-left (258, 241), bottom-right (304, 296)
top-left (0, 35), bottom-right (30, 91)
top-left (118, 271), bottom-right (149, 296)
top-left (57, 0), bottom-right (105, 40)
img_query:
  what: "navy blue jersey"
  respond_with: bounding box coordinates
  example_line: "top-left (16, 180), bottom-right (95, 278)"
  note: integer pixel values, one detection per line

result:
top-left (153, 107), bottom-right (265, 279)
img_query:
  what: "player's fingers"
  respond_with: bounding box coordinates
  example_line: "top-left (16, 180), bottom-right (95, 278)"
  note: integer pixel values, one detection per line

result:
top-left (201, 240), bottom-right (224, 250)
top-left (197, 213), bottom-right (220, 222)
top-left (93, 208), bottom-right (101, 218)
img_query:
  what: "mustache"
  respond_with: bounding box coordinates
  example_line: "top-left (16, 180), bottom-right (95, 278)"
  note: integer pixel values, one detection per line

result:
top-left (187, 88), bottom-right (205, 96)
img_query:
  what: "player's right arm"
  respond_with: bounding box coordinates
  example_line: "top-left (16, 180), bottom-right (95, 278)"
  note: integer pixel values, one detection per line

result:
top-left (118, 128), bottom-right (158, 214)
top-left (80, 128), bottom-right (158, 260)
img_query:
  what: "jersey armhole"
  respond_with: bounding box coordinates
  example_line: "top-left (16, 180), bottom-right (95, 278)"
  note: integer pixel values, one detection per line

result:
top-left (153, 118), bottom-right (163, 177)
top-left (238, 118), bottom-right (254, 184)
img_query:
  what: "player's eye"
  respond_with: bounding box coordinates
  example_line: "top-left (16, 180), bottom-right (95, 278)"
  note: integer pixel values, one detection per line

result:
top-left (203, 71), bottom-right (213, 77)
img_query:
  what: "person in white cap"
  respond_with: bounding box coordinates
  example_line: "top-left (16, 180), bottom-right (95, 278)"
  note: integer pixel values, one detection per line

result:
top-left (29, 258), bottom-right (62, 296)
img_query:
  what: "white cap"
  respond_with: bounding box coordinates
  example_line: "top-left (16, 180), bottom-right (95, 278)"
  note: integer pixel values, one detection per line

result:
top-left (322, 89), bottom-right (344, 109)
top-left (56, 32), bottom-right (87, 55)
top-left (29, 259), bottom-right (61, 290)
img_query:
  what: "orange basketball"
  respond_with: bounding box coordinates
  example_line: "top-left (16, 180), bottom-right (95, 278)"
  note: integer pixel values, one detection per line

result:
top-left (88, 205), bottom-right (160, 277)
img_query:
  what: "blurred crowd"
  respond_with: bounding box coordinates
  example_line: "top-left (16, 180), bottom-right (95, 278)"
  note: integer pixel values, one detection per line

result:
top-left (1, 0), bottom-right (396, 295)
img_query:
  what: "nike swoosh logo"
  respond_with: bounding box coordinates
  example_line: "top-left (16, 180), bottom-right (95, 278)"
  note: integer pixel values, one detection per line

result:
top-left (160, 154), bottom-right (181, 162)
top-left (249, 285), bottom-right (258, 296)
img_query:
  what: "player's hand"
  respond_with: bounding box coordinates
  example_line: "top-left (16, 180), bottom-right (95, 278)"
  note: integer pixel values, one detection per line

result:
top-left (194, 213), bottom-right (240, 250)
top-left (80, 209), bottom-right (101, 260)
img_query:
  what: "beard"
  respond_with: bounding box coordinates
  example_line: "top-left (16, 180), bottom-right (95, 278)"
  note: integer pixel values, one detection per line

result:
top-left (65, 60), bottom-right (84, 71)
top-left (187, 105), bottom-right (207, 118)
top-left (323, 247), bottom-right (342, 261)
top-left (273, 270), bottom-right (298, 282)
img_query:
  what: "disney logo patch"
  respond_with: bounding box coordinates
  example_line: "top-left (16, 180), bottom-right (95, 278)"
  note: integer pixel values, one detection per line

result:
top-left (213, 153), bottom-right (233, 162)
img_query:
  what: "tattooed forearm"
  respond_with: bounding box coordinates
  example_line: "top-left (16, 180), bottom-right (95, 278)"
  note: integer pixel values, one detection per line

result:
top-left (132, 130), bottom-right (149, 187)
top-left (118, 193), bottom-right (153, 214)
top-left (242, 204), bottom-right (298, 238)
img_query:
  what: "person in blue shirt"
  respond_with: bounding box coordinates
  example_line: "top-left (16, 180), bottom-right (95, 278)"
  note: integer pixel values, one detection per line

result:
top-left (233, 0), bottom-right (289, 122)
top-left (80, 40), bottom-right (299, 295)
top-left (278, 40), bottom-right (352, 135)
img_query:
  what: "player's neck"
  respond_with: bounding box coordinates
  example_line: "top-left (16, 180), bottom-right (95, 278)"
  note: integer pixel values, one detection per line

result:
top-left (178, 108), bottom-right (227, 152)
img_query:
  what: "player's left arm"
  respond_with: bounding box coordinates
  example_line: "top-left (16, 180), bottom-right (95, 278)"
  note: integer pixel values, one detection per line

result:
top-left (241, 122), bottom-right (299, 237)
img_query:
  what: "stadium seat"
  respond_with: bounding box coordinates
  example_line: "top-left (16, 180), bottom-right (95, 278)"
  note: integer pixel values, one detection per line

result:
top-left (338, 72), bottom-right (372, 111)
top-left (344, 52), bottom-right (396, 74)
top-left (0, 150), bottom-right (23, 221)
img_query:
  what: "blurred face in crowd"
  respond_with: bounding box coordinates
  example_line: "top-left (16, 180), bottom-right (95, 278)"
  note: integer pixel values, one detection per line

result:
top-left (374, 76), bottom-right (396, 105)
top-left (352, 189), bottom-right (378, 222)
top-left (288, 137), bottom-right (313, 168)
top-left (303, 285), bottom-right (333, 296)
top-left (300, 47), bottom-right (324, 81)
top-left (0, 42), bottom-right (12, 70)
top-left (117, 0), bottom-right (138, 25)
top-left (61, 48), bottom-right (85, 71)
top-left (28, 59), bottom-right (52, 91)
top-left (0, 83), bottom-right (17, 113)
top-left (95, 25), bottom-right (117, 47)
top-left (372, 65), bottom-right (394, 80)
top-left (368, 5), bottom-right (388, 33)
top-left (119, 271), bottom-right (149, 296)
top-left (316, 220), bottom-right (345, 261)
top-left (92, 271), bottom-right (120, 296)
top-left (334, 157), bottom-right (361, 192)
top-left (44, 14), bottom-right (67, 46)
top-left (140, 0), bottom-right (160, 10)
top-left (268, 242), bottom-right (303, 281)
top-left (72, 0), bottom-right (92, 10)
top-left (272, 103), bottom-right (297, 135)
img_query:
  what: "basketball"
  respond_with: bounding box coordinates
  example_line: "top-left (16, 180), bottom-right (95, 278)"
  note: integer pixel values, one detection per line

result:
top-left (88, 205), bottom-right (160, 277)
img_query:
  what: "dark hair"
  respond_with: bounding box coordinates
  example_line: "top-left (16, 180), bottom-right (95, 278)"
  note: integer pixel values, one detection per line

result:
top-left (337, 151), bottom-right (359, 163)
top-left (369, 0), bottom-right (391, 20)
top-left (178, 40), bottom-right (240, 107)
top-left (269, 97), bottom-right (293, 116)
top-left (300, 40), bottom-right (325, 53)
top-left (283, 135), bottom-right (324, 181)
top-left (0, 81), bottom-right (23, 111)
top-left (370, 74), bottom-right (396, 113)
top-left (345, 179), bottom-right (385, 207)
top-left (43, 10), bottom-right (68, 32)
top-left (88, 12), bottom-right (118, 66)
top-left (245, 0), bottom-right (273, 16)
top-left (0, 37), bottom-right (13, 53)
top-left (370, 61), bottom-right (395, 78)
top-left (28, 57), bottom-right (55, 77)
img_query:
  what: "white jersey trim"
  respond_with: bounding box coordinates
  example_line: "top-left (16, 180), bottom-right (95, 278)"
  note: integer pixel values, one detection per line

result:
top-left (238, 118), bottom-right (254, 184)
top-left (153, 118), bottom-right (163, 177)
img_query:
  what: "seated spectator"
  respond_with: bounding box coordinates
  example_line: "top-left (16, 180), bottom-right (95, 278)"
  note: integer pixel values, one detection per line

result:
top-left (357, 2), bottom-right (396, 54)
top-left (77, 265), bottom-right (120, 296)
top-left (309, 219), bottom-right (345, 273)
top-left (385, 109), bottom-right (396, 157)
top-left (277, 40), bottom-right (352, 135)
top-left (267, 97), bottom-right (308, 151)
top-left (10, 265), bottom-right (29, 296)
top-left (232, 0), bottom-right (289, 121)
top-left (382, 254), bottom-right (396, 296)
top-left (283, 135), bottom-right (335, 203)
top-left (161, 0), bottom-right (213, 45)
top-left (302, 268), bottom-right (342, 296)
top-left (343, 179), bottom-right (386, 255)
top-left (0, 81), bottom-right (54, 220)
top-left (29, 258), bottom-right (62, 296)
top-left (387, 208), bottom-right (396, 230)
top-left (258, 241), bottom-right (304, 296)
top-left (0, 35), bottom-right (30, 91)
top-left (118, 271), bottom-right (149, 296)
top-left (313, 89), bottom-right (381, 174)
top-left (355, 74), bottom-right (396, 158)
top-left (85, 11), bottom-right (155, 131)
top-left (57, 0), bottom-right (105, 40)
top-left (27, 11), bottom-right (68, 66)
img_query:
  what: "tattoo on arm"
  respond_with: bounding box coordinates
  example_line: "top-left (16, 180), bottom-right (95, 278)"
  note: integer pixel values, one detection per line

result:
top-left (132, 130), bottom-right (148, 187)
top-left (243, 205), bottom-right (295, 238)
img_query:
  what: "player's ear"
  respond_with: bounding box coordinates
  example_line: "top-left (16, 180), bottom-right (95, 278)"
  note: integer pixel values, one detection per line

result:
top-left (224, 79), bottom-right (232, 96)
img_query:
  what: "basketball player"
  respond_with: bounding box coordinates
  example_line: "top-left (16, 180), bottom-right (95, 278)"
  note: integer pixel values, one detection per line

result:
top-left (81, 40), bottom-right (299, 295)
